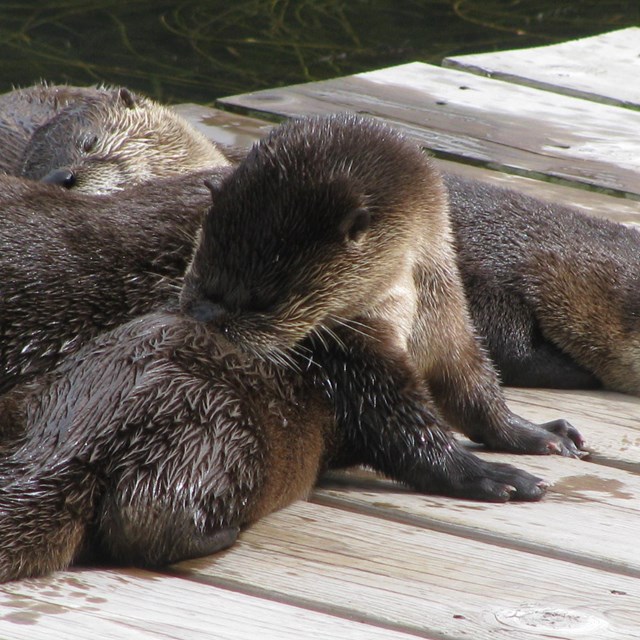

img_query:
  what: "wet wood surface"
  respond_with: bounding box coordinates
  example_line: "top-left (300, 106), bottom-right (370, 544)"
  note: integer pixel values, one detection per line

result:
top-left (1, 32), bottom-right (639, 640)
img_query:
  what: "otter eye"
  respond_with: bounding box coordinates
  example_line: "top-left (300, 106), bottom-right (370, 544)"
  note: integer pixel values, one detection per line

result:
top-left (339, 207), bottom-right (371, 244)
top-left (81, 135), bottom-right (98, 153)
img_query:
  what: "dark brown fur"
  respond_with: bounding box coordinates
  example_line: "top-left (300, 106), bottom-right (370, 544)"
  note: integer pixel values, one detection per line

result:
top-left (0, 310), bottom-right (333, 581)
top-left (181, 114), bottom-right (584, 497)
top-left (0, 83), bottom-right (110, 175)
top-left (447, 173), bottom-right (640, 395)
top-left (0, 170), bottom-right (222, 395)
top-left (0, 118), bottom-right (566, 582)
top-left (19, 88), bottom-right (229, 194)
top-left (0, 302), bottom-right (551, 582)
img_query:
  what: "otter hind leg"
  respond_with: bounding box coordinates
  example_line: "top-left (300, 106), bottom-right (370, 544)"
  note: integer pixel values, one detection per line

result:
top-left (489, 327), bottom-right (602, 390)
top-left (95, 497), bottom-right (241, 568)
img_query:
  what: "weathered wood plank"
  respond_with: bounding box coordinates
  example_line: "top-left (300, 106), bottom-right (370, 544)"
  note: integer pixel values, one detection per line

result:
top-left (0, 569), bottom-right (425, 640)
top-left (439, 159), bottom-right (640, 228)
top-left (218, 62), bottom-right (640, 197)
top-left (173, 103), bottom-right (272, 157)
top-left (314, 452), bottom-right (640, 576)
top-left (443, 28), bottom-right (640, 110)
top-left (175, 501), bottom-right (640, 640)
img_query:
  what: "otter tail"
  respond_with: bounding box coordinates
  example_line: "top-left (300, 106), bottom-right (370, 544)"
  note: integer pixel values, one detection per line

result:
top-left (0, 463), bottom-right (98, 582)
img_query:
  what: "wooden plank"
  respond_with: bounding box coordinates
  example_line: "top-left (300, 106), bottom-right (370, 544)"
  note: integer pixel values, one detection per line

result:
top-left (314, 452), bottom-right (640, 576)
top-left (175, 501), bottom-right (640, 639)
top-left (0, 569), bottom-right (425, 640)
top-left (439, 159), bottom-right (640, 228)
top-left (443, 28), bottom-right (640, 110)
top-left (218, 62), bottom-right (640, 198)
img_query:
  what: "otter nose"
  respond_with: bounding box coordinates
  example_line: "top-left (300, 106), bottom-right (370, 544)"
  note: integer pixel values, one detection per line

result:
top-left (187, 300), bottom-right (228, 324)
top-left (41, 168), bottom-right (76, 189)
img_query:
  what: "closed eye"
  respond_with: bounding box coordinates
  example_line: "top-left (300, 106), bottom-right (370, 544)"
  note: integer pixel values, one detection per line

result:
top-left (81, 134), bottom-right (99, 153)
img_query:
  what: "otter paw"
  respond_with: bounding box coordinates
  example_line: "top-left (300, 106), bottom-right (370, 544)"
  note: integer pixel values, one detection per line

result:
top-left (489, 415), bottom-right (588, 459)
top-left (539, 419), bottom-right (587, 457)
top-left (424, 446), bottom-right (548, 502)
top-left (446, 458), bottom-right (548, 502)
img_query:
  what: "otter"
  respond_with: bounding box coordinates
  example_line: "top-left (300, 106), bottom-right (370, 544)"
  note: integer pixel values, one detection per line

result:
top-left (0, 309), bottom-right (334, 581)
top-left (0, 303), bottom-right (549, 583)
top-left (0, 82), bottom-right (112, 176)
top-left (19, 87), bottom-right (230, 194)
top-left (446, 173), bottom-right (640, 395)
top-left (0, 169), bottom-right (223, 395)
top-left (180, 113), bottom-right (585, 459)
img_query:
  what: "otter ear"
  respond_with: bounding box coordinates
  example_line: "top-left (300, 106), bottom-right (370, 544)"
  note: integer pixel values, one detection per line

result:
top-left (118, 88), bottom-right (137, 109)
top-left (339, 207), bottom-right (371, 244)
top-left (203, 165), bottom-right (234, 198)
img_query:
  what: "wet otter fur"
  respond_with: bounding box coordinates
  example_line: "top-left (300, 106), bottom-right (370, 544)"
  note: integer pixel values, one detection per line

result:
top-left (447, 173), bottom-right (640, 395)
top-left (180, 113), bottom-right (585, 462)
top-left (0, 305), bottom-right (548, 582)
top-left (0, 169), bottom-right (221, 395)
top-left (0, 310), bottom-right (330, 581)
top-left (20, 87), bottom-right (230, 194)
top-left (0, 82), bottom-right (111, 175)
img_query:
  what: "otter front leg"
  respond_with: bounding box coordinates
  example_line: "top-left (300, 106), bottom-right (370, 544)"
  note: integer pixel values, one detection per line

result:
top-left (411, 262), bottom-right (586, 457)
top-left (309, 325), bottom-right (547, 502)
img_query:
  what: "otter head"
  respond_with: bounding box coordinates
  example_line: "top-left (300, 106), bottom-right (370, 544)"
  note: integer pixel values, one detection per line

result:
top-left (20, 88), bottom-right (229, 195)
top-left (180, 114), bottom-right (433, 361)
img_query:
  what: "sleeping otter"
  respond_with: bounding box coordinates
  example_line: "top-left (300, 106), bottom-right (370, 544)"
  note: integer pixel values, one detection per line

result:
top-left (19, 87), bottom-right (230, 194)
top-left (180, 113), bottom-right (585, 457)
top-left (447, 173), bottom-right (640, 395)
top-left (22, 89), bottom-right (630, 395)
top-left (0, 82), bottom-right (111, 175)
top-left (0, 169), bottom-right (221, 395)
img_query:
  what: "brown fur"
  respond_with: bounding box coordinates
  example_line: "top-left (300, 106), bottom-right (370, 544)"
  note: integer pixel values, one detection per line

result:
top-left (0, 299), bottom-right (551, 582)
top-left (0, 118), bottom-right (562, 582)
top-left (20, 87), bottom-right (229, 194)
top-left (0, 310), bottom-right (334, 581)
top-left (0, 82), bottom-right (111, 175)
top-left (181, 114), bottom-right (586, 497)
top-left (447, 173), bottom-right (640, 395)
top-left (0, 170), bottom-right (222, 395)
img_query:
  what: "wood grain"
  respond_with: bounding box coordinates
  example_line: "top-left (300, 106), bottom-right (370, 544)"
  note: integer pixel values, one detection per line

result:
top-left (443, 28), bottom-right (640, 110)
top-left (218, 62), bottom-right (640, 197)
top-left (176, 501), bottom-right (640, 640)
top-left (0, 569), bottom-right (425, 640)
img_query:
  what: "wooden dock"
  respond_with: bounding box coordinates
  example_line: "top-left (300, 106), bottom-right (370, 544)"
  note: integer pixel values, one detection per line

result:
top-left (1, 28), bottom-right (639, 640)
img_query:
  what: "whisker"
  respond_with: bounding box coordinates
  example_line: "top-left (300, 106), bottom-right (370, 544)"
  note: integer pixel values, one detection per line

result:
top-left (329, 315), bottom-right (377, 342)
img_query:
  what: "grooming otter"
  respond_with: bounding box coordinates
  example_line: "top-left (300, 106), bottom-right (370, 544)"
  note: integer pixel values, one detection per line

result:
top-left (0, 169), bottom-right (221, 395)
top-left (180, 113), bottom-right (585, 458)
top-left (0, 82), bottom-right (111, 175)
top-left (446, 173), bottom-right (640, 395)
top-left (20, 87), bottom-right (230, 194)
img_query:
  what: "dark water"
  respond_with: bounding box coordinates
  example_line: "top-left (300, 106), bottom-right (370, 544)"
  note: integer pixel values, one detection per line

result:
top-left (0, 0), bottom-right (637, 105)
